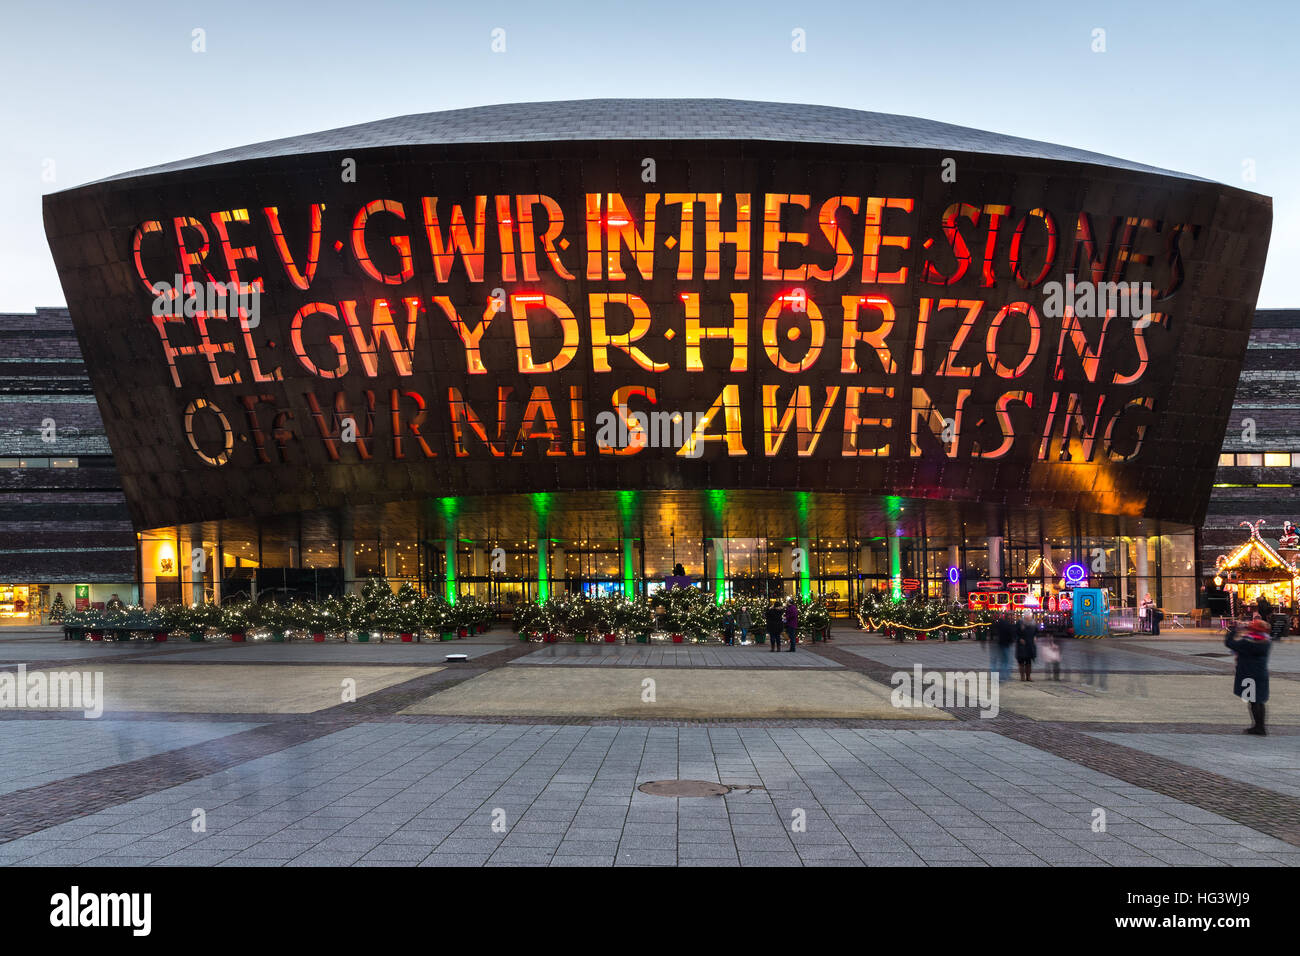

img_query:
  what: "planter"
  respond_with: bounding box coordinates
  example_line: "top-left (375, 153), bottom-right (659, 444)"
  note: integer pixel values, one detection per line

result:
top-left (755, 634), bottom-right (766, 644)
top-left (153, 631), bottom-right (168, 643)
top-left (87, 630), bottom-right (103, 641)
top-left (574, 633), bottom-right (586, 643)
top-left (356, 634), bottom-right (371, 643)
top-left (400, 632), bottom-right (414, 643)
top-left (457, 628), bottom-right (468, 639)
top-left (188, 632), bottom-right (204, 643)
top-left (916, 633), bottom-right (927, 641)
top-left (603, 633), bottom-right (617, 643)
top-left (271, 632), bottom-right (286, 643)
top-left (64, 628), bottom-right (85, 641)
top-left (635, 634), bottom-right (650, 644)
top-left (671, 633), bottom-right (684, 644)
top-left (312, 633), bottom-right (325, 643)
top-left (542, 632), bottom-right (558, 643)
top-left (519, 632), bottom-right (531, 642)
top-left (230, 632), bottom-right (246, 643)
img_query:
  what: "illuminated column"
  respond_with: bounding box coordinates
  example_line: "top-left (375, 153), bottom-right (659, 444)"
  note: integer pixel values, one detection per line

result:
top-left (535, 540), bottom-right (549, 602)
top-left (383, 546), bottom-right (397, 579)
top-left (1118, 540), bottom-right (1129, 608)
top-left (471, 548), bottom-right (486, 599)
top-left (552, 548), bottom-right (566, 595)
top-left (712, 538), bottom-right (727, 604)
top-left (445, 539), bottom-right (457, 604)
top-left (947, 545), bottom-right (960, 602)
top-left (988, 536), bottom-right (1002, 578)
top-left (889, 534), bottom-right (902, 601)
top-left (780, 547), bottom-right (793, 597)
top-left (621, 538), bottom-right (636, 598)
top-left (1135, 537), bottom-right (1149, 603)
top-left (341, 540), bottom-right (356, 593)
top-left (212, 541), bottom-right (223, 605)
top-left (797, 536), bottom-right (811, 601)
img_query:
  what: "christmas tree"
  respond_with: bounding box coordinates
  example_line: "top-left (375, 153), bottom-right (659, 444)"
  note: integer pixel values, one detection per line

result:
top-left (49, 592), bottom-right (67, 624)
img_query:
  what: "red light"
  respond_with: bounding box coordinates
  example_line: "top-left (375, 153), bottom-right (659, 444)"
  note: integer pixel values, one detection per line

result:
top-left (514, 294), bottom-right (545, 303)
top-left (501, 218), bottom-right (513, 226)
top-left (679, 293), bottom-right (690, 301)
top-left (606, 217), bottom-right (631, 227)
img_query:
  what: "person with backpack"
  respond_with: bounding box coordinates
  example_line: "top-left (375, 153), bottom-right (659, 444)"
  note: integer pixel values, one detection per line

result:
top-left (765, 601), bottom-right (784, 652)
top-left (1226, 616), bottom-right (1272, 735)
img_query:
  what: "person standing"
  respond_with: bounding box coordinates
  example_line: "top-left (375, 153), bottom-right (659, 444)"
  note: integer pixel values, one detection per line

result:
top-left (765, 601), bottom-right (784, 652)
top-left (1225, 616), bottom-right (1271, 735)
top-left (992, 613), bottom-right (1015, 682)
top-left (784, 598), bottom-right (799, 652)
top-left (1140, 593), bottom-right (1156, 634)
top-left (722, 608), bottom-right (736, 646)
top-left (1040, 633), bottom-right (1062, 681)
top-left (1015, 611), bottom-right (1038, 681)
top-left (737, 604), bottom-right (752, 646)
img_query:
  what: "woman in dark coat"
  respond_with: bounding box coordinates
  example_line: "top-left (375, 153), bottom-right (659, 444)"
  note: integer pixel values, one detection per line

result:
top-left (1014, 611), bottom-right (1038, 681)
top-left (1225, 617), bottom-right (1272, 735)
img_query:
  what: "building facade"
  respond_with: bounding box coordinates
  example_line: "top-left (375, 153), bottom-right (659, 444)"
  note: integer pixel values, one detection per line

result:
top-left (40, 100), bottom-right (1273, 614)
top-left (0, 308), bottom-right (136, 621)
top-left (1201, 309), bottom-right (1300, 610)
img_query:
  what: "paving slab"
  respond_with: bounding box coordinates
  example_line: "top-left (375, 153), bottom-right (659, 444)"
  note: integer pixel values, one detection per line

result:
top-left (400, 668), bottom-right (948, 719)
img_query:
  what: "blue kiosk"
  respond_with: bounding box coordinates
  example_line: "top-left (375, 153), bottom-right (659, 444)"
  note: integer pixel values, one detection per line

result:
top-left (1072, 588), bottom-right (1110, 637)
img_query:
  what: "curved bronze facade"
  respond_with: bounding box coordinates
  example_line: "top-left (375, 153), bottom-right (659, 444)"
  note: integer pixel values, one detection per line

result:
top-left (42, 103), bottom-right (1272, 536)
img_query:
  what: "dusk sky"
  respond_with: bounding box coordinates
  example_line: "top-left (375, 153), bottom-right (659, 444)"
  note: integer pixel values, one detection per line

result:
top-left (2, 0), bottom-right (1294, 309)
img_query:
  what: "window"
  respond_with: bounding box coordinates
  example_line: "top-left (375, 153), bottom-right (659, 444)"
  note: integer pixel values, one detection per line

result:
top-left (1237, 454), bottom-right (1263, 466)
top-left (1218, 453), bottom-right (1234, 466)
top-left (50, 458), bottom-right (78, 468)
top-left (1293, 453), bottom-right (1300, 468)
top-left (0, 459), bottom-right (18, 468)
top-left (17, 458), bottom-right (49, 468)
top-left (1264, 453), bottom-right (1291, 467)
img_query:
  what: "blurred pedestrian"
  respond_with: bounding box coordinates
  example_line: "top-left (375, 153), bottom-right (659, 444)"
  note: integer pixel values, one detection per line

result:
top-left (765, 601), bottom-right (784, 652)
top-left (1040, 632), bottom-right (1062, 680)
top-left (784, 597), bottom-right (799, 652)
top-left (722, 608), bottom-right (736, 646)
top-left (991, 613), bottom-right (1015, 681)
top-left (1225, 616), bottom-right (1271, 735)
top-left (737, 605), bottom-right (752, 645)
top-left (1015, 611), bottom-right (1038, 681)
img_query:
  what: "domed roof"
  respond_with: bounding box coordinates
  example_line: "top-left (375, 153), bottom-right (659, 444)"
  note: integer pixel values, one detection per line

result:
top-left (87, 98), bottom-right (1206, 186)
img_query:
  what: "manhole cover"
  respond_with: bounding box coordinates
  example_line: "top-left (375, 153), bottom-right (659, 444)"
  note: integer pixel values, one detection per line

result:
top-left (638, 780), bottom-right (732, 797)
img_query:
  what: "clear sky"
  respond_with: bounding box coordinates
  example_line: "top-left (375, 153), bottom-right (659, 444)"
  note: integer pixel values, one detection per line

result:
top-left (2, 0), bottom-right (1295, 309)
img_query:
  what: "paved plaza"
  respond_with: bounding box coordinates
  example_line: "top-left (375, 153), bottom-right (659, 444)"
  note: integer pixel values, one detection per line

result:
top-left (1, 626), bottom-right (1298, 867)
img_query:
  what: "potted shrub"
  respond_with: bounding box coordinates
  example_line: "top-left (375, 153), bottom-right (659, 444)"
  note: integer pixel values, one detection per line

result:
top-left (512, 601), bottom-right (545, 642)
top-left (618, 598), bottom-right (654, 643)
top-left (798, 597), bottom-right (832, 644)
top-left (221, 603), bottom-right (248, 642)
top-left (82, 607), bottom-right (106, 641)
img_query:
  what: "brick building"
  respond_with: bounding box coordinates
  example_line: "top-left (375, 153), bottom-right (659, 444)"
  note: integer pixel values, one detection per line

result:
top-left (0, 307), bottom-right (135, 622)
top-left (1200, 309), bottom-right (1300, 609)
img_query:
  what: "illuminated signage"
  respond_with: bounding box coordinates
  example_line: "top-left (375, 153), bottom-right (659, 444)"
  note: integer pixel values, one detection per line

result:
top-left (1062, 562), bottom-right (1088, 587)
top-left (130, 190), bottom-right (1175, 473)
top-left (42, 130), bottom-right (1269, 531)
